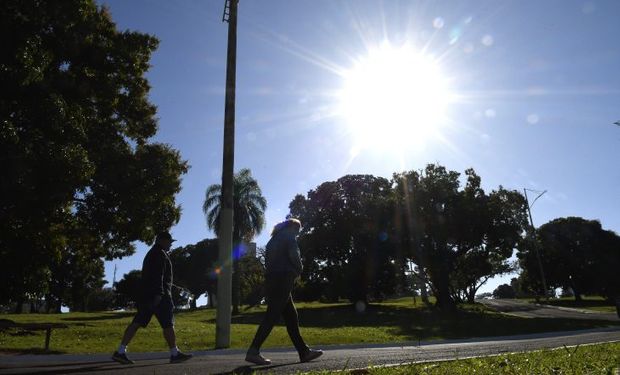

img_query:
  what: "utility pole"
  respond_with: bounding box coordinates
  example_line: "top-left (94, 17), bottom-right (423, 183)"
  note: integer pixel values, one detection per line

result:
top-left (112, 264), bottom-right (117, 291)
top-left (216, 0), bottom-right (238, 349)
top-left (524, 188), bottom-right (548, 300)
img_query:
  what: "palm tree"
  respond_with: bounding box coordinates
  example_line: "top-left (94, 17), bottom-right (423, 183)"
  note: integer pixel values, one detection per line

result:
top-left (203, 168), bottom-right (267, 314)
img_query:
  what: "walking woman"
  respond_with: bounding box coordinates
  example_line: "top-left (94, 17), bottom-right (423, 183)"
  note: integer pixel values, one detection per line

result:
top-left (245, 218), bottom-right (323, 365)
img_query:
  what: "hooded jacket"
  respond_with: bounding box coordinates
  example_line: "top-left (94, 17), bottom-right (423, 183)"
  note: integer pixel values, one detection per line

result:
top-left (264, 229), bottom-right (303, 276)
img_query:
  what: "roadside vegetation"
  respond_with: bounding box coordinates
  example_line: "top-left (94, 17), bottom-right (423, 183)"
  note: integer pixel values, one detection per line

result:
top-left (1, 298), bottom-right (617, 354)
top-left (306, 342), bottom-right (620, 374)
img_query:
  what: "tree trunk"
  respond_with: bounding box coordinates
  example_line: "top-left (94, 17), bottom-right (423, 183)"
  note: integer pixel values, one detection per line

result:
top-left (431, 257), bottom-right (456, 313)
top-left (466, 287), bottom-right (476, 304)
top-left (571, 285), bottom-right (582, 302)
top-left (14, 297), bottom-right (24, 314)
top-left (418, 267), bottom-right (430, 305)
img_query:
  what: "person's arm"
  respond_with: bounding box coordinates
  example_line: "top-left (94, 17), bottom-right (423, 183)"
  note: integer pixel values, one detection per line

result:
top-left (287, 237), bottom-right (303, 275)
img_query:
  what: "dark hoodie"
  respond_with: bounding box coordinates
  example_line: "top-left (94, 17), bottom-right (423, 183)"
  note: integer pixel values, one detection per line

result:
top-left (265, 229), bottom-right (303, 276)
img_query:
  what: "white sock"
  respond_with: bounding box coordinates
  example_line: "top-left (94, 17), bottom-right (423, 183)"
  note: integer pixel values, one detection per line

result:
top-left (118, 344), bottom-right (127, 354)
top-left (170, 346), bottom-right (179, 356)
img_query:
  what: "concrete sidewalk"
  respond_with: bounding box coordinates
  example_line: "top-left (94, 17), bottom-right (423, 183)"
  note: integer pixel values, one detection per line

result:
top-left (1, 327), bottom-right (619, 374)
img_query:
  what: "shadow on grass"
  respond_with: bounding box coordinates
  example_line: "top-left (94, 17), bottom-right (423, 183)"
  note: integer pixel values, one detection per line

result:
top-left (201, 302), bottom-right (620, 342)
top-left (0, 347), bottom-right (66, 355)
top-left (60, 312), bottom-right (134, 322)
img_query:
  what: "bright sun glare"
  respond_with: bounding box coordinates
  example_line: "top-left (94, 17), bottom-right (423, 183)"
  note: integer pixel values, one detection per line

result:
top-left (339, 43), bottom-right (453, 150)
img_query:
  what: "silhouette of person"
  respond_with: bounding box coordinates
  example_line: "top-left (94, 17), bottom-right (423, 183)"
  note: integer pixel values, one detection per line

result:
top-left (112, 232), bottom-right (192, 365)
top-left (245, 218), bottom-right (323, 365)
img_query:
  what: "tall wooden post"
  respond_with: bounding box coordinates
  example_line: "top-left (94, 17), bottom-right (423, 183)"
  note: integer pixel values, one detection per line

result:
top-left (216, 0), bottom-right (238, 349)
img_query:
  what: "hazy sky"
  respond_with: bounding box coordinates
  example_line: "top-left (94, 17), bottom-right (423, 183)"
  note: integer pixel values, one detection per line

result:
top-left (101, 0), bottom-right (620, 297)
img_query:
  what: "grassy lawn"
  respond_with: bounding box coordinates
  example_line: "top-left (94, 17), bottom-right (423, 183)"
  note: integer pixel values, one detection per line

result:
top-left (307, 342), bottom-right (620, 374)
top-left (1, 298), bottom-right (618, 354)
top-left (525, 296), bottom-right (618, 313)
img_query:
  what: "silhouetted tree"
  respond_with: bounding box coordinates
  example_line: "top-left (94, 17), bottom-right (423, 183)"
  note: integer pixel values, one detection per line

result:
top-left (0, 0), bottom-right (188, 309)
top-left (392, 165), bottom-right (528, 310)
top-left (493, 284), bottom-right (516, 299)
top-left (169, 239), bottom-right (219, 309)
top-left (290, 175), bottom-right (398, 303)
top-left (518, 217), bottom-right (620, 301)
top-left (114, 270), bottom-right (142, 309)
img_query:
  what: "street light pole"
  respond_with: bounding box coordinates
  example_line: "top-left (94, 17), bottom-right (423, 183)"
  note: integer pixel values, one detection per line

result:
top-left (216, 0), bottom-right (238, 349)
top-left (523, 188), bottom-right (548, 300)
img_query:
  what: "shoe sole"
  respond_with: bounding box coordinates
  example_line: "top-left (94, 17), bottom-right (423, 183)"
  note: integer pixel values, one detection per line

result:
top-left (245, 357), bottom-right (272, 365)
top-left (111, 356), bottom-right (134, 365)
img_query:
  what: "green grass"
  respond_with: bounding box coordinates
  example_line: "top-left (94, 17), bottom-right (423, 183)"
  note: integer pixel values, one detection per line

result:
top-left (1, 298), bottom-right (618, 354)
top-left (306, 342), bottom-right (620, 374)
top-left (525, 296), bottom-right (618, 313)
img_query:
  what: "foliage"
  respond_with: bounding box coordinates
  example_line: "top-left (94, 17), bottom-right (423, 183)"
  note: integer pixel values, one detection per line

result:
top-left (202, 168), bottom-right (266, 313)
top-left (290, 174), bottom-right (399, 303)
top-left (237, 248), bottom-right (265, 307)
top-left (113, 270), bottom-right (142, 309)
top-left (493, 284), bottom-right (517, 299)
top-left (168, 239), bottom-right (219, 309)
top-left (518, 217), bottom-right (620, 301)
top-left (84, 287), bottom-right (116, 312)
top-left (392, 165), bottom-right (528, 310)
top-left (0, 0), bottom-right (188, 308)
top-left (287, 166), bottom-right (528, 310)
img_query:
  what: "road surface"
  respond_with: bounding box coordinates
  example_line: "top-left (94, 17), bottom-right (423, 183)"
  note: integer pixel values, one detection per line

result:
top-left (478, 298), bottom-right (619, 321)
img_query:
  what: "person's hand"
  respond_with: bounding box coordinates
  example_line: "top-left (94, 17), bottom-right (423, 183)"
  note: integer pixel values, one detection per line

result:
top-left (149, 295), bottom-right (163, 309)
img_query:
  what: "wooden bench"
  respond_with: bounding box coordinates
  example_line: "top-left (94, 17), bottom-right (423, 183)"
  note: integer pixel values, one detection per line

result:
top-left (0, 319), bottom-right (69, 351)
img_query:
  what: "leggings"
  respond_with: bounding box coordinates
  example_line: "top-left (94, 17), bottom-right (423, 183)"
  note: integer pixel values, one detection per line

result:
top-left (249, 272), bottom-right (308, 354)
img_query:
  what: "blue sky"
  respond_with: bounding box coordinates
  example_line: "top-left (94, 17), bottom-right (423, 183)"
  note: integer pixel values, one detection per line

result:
top-left (101, 0), bottom-right (620, 298)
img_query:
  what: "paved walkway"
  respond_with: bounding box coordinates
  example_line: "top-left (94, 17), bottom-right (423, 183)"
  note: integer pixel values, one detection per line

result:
top-left (1, 327), bottom-right (619, 374)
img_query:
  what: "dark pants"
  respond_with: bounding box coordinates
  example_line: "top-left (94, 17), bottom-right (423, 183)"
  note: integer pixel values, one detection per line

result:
top-left (249, 272), bottom-right (308, 354)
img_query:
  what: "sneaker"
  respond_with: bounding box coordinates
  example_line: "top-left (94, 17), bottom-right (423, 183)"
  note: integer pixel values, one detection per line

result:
top-left (170, 351), bottom-right (193, 364)
top-left (111, 351), bottom-right (134, 365)
top-left (245, 352), bottom-right (272, 365)
top-left (299, 348), bottom-right (323, 363)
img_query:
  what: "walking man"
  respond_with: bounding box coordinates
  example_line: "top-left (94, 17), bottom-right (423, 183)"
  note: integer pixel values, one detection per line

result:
top-left (112, 231), bottom-right (193, 364)
top-left (245, 218), bottom-right (323, 365)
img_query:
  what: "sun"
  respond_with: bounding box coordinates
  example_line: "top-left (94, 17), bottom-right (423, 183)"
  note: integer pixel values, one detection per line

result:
top-left (339, 43), bottom-right (453, 150)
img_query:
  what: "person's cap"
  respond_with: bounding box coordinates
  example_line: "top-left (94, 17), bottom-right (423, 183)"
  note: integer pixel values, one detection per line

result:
top-left (156, 231), bottom-right (176, 243)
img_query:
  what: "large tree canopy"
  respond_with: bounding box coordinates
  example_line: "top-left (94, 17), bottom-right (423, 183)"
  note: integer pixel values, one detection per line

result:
top-left (0, 0), bottom-right (188, 308)
top-left (169, 239), bottom-right (219, 309)
top-left (518, 217), bottom-right (620, 301)
top-left (290, 174), bottom-right (399, 303)
top-left (392, 165), bottom-right (528, 310)
top-left (289, 165), bottom-right (528, 311)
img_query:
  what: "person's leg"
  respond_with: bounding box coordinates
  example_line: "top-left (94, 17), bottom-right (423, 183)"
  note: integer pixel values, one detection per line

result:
top-left (281, 294), bottom-right (308, 354)
top-left (112, 309), bottom-right (150, 364)
top-left (280, 293), bottom-right (323, 362)
top-left (120, 322), bottom-right (141, 347)
top-left (246, 273), bottom-right (293, 363)
top-left (163, 326), bottom-right (177, 349)
top-left (155, 296), bottom-right (192, 363)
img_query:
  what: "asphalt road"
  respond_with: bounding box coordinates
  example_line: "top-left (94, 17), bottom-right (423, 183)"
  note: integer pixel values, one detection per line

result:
top-left (1, 300), bottom-right (619, 375)
top-left (478, 298), bottom-right (620, 321)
